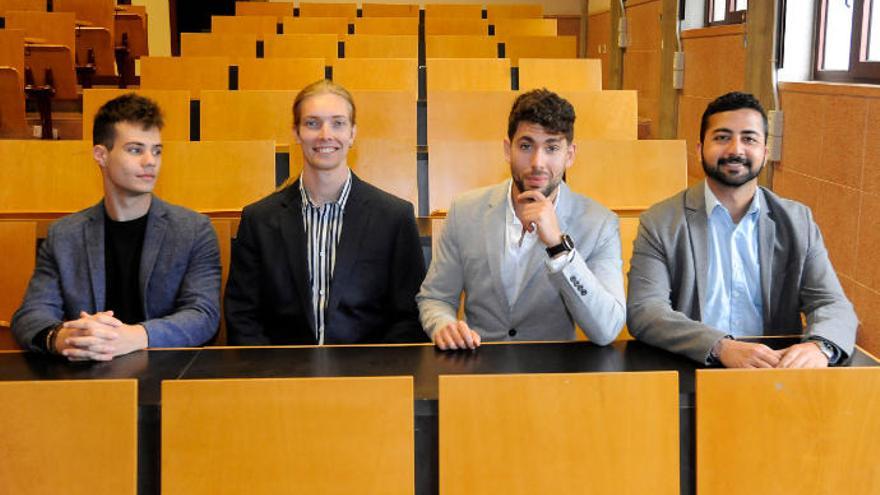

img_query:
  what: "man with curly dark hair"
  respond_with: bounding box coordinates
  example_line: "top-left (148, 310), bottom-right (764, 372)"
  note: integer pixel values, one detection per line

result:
top-left (417, 88), bottom-right (625, 349)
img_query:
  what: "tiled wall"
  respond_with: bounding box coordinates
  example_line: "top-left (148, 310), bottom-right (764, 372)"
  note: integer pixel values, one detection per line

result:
top-left (775, 82), bottom-right (880, 356)
top-left (676, 24), bottom-right (746, 184)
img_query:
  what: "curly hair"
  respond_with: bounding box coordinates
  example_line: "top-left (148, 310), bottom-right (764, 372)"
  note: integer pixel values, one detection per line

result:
top-left (92, 93), bottom-right (164, 148)
top-left (700, 91), bottom-right (767, 144)
top-left (507, 88), bottom-right (575, 142)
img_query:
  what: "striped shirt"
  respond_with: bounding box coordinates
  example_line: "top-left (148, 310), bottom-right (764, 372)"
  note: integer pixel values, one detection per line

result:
top-left (299, 172), bottom-right (352, 344)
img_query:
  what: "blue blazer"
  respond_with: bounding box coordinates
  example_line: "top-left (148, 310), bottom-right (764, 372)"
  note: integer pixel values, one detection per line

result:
top-left (12, 197), bottom-right (221, 350)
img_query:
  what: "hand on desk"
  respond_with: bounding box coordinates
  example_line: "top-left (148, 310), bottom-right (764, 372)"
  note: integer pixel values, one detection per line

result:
top-left (716, 339), bottom-right (828, 368)
top-left (55, 311), bottom-right (148, 361)
top-left (433, 321), bottom-right (481, 350)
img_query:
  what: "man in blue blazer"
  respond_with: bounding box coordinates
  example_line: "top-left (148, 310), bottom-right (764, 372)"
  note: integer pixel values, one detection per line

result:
top-left (12, 94), bottom-right (221, 360)
top-left (224, 80), bottom-right (427, 344)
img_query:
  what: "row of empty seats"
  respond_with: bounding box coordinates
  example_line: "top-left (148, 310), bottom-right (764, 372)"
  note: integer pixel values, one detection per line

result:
top-left (231, 1), bottom-right (544, 19)
top-left (2, 368), bottom-right (877, 493)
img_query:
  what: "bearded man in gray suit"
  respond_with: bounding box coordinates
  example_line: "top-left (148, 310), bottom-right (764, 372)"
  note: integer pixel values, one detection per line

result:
top-left (627, 92), bottom-right (857, 368)
top-left (417, 89), bottom-right (626, 350)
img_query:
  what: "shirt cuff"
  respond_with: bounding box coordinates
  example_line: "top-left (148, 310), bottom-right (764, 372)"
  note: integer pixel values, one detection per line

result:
top-left (545, 248), bottom-right (576, 273)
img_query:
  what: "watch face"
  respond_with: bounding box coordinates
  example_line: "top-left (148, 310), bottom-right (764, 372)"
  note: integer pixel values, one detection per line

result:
top-left (562, 234), bottom-right (574, 251)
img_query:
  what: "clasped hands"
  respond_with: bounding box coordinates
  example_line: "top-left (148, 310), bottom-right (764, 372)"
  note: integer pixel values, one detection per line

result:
top-left (54, 311), bottom-right (148, 361)
top-left (714, 339), bottom-right (830, 369)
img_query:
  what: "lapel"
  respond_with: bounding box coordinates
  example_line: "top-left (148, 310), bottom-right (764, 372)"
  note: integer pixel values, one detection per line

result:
top-left (327, 174), bottom-right (369, 313)
top-left (756, 188), bottom-right (776, 325)
top-left (483, 182), bottom-right (511, 311)
top-left (684, 182), bottom-right (709, 314)
top-left (83, 201), bottom-right (106, 311)
top-left (278, 181), bottom-right (317, 335)
top-left (139, 197), bottom-right (169, 316)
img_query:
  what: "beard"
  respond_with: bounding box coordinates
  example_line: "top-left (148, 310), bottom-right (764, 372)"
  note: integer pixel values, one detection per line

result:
top-left (512, 173), bottom-right (562, 198)
top-left (702, 154), bottom-right (764, 188)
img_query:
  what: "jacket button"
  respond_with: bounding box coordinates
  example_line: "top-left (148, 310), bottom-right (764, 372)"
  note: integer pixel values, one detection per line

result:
top-left (508, 328), bottom-right (517, 337)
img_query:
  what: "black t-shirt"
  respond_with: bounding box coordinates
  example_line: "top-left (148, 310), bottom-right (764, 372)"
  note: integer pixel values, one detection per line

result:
top-left (104, 211), bottom-right (149, 324)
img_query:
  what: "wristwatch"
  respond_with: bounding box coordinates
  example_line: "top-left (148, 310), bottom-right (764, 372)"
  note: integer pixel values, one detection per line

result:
top-left (811, 338), bottom-right (835, 361)
top-left (546, 233), bottom-right (574, 257)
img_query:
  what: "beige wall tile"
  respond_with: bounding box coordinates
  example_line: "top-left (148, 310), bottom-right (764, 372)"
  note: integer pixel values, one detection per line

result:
top-left (863, 99), bottom-right (880, 195)
top-left (818, 95), bottom-right (866, 189)
top-left (855, 192), bottom-right (880, 289)
top-left (813, 182), bottom-right (860, 278)
top-left (780, 91), bottom-right (824, 177)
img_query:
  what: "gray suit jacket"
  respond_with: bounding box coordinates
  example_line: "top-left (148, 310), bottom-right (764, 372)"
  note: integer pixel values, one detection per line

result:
top-left (417, 181), bottom-right (625, 344)
top-left (12, 197), bottom-right (221, 351)
top-left (627, 181), bottom-right (858, 363)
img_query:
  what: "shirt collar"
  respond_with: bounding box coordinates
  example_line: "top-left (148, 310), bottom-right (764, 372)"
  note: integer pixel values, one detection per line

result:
top-left (299, 170), bottom-right (353, 209)
top-left (703, 179), bottom-right (761, 219)
top-left (506, 179), bottom-right (562, 227)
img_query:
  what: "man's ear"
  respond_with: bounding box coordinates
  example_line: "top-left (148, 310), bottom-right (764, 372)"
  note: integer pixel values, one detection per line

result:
top-left (565, 141), bottom-right (576, 170)
top-left (350, 124), bottom-right (357, 146)
top-left (503, 138), bottom-right (511, 164)
top-left (93, 145), bottom-right (109, 168)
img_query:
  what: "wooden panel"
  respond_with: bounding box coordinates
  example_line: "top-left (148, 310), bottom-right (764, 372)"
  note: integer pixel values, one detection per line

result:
top-left (504, 35), bottom-right (577, 65)
top-left (697, 368), bottom-right (880, 495)
top-left (236, 57), bottom-right (325, 90)
top-left (0, 28), bottom-right (25, 76)
top-left (298, 2), bottom-right (357, 18)
top-left (558, 89), bottom-right (638, 140)
top-left (518, 58), bottom-right (602, 91)
top-left (210, 218), bottom-right (231, 345)
top-left (424, 3), bottom-right (482, 18)
top-left (0, 0), bottom-right (45, 15)
top-left (180, 33), bottom-right (257, 59)
top-left (162, 376), bottom-right (413, 494)
top-left (0, 140), bottom-right (101, 213)
top-left (440, 372), bottom-right (679, 495)
top-left (427, 58), bottom-right (510, 91)
top-left (333, 58), bottom-right (417, 91)
top-left (493, 18), bottom-right (557, 38)
top-left (154, 140), bottom-right (277, 212)
top-left (0, 67), bottom-right (28, 138)
top-left (353, 17), bottom-right (419, 35)
top-left (0, 221), bottom-right (36, 325)
top-left (0, 380), bottom-right (138, 495)
top-left (5, 10), bottom-right (75, 49)
top-left (486, 4), bottom-right (543, 19)
top-left (114, 11), bottom-right (148, 58)
top-left (263, 34), bottom-right (338, 62)
top-left (199, 90), bottom-right (297, 146)
top-left (82, 88), bottom-right (190, 141)
top-left (22, 44), bottom-right (77, 99)
top-left (75, 26), bottom-right (114, 75)
top-left (425, 35), bottom-right (498, 58)
top-left (280, 16), bottom-right (348, 35)
top-left (53, 0), bottom-right (114, 35)
top-left (619, 215), bottom-right (639, 278)
top-left (424, 17), bottom-right (488, 35)
top-left (211, 15), bottom-right (277, 39)
top-left (427, 90), bottom-right (516, 141)
top-left (566, 140), bottom-right (687, 210)
top-left (428, 139), bottom-right (507, 214)
top-left (140, 56), bottom-right (229, 98)
top-left (235, 1), bottom-right (293, 20)
top-left (343, 34), bottom-right (417, 58)
top-left (361, 3), bottom-right (419, 17)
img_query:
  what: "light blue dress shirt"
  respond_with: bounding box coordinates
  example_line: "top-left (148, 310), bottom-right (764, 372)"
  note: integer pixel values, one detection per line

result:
top-left (702, 182), bottom-right (763, 337)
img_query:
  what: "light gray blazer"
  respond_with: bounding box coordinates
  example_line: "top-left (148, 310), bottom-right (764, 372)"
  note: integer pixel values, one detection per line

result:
top-left (12, 197), bottom-right (221, 351)
top-left (417, 180), bottom-right (625, 345)
top-left (626, 181), bottom-right (858, 363)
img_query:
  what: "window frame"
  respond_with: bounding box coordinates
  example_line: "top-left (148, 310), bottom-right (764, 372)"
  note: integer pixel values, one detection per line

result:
top-left (706, 0), bottom-right (748, 26)
top-left (814, 0), bottom-right (880, 83)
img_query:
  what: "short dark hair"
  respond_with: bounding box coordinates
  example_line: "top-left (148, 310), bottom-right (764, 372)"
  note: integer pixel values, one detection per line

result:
top-left (700, 91), bottom-right (768, 144)
top-left (507, 88), bottom-right (575, 143)
top-left (92, 93), bottom-right (164, 148)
